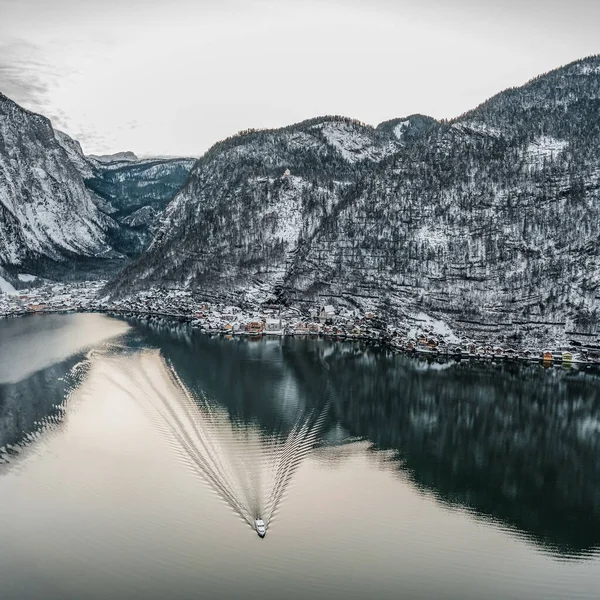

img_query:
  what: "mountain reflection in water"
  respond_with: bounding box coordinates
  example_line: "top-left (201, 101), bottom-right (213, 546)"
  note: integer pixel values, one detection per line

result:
top-left (132, 319), bottom-right (600, 558)
top-left (1, 314), bottom-right (599, 563)
top-left (0, 353), bottom-right (88, 466)
top-left (320, 352), bottom-right (600, 558)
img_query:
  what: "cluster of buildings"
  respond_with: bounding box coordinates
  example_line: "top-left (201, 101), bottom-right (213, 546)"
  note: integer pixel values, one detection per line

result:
top-left (394, 336), bottom-right (594, 365)
top-left (106, 289), bottom-right (600, 366)
top-left (108, 291), bottom-right (389, 341)
top-left (0, 280), bottom-right (107, 318)
top-left (2, 283), bottom-right (599, 366)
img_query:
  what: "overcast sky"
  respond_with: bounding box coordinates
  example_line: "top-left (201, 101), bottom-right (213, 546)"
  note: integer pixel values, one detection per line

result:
top-left (1, 0), bottom-right (598, 156)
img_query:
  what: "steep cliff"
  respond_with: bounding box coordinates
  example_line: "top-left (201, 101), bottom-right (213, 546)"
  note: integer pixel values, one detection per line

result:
top-left (0, 93), bottom-right (118, 273)
top-left (0, 93), bottom-right (196, 280)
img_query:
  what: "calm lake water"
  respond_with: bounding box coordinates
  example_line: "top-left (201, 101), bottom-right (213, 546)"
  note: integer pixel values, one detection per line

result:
top-left (1, 313), bottom-right (599, 600)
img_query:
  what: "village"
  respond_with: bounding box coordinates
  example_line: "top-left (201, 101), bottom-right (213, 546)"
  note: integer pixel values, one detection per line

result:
top-left (1, 281), bottom-right (599, 367)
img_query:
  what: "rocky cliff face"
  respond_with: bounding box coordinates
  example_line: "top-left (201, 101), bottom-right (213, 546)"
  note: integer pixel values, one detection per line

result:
top-left (111, 57), bottom-right (600, 343)
top-left (0, 93), bottom-right (118, 273)
top-left (0, 94), bottom-right (195, 279)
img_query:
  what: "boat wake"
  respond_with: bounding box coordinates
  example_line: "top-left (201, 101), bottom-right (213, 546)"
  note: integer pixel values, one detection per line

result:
top-left (101, 349), bottom-right (326, 534)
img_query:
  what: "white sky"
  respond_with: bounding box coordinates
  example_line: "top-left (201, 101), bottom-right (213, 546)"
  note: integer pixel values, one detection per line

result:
top-left (1, 0), bottom-right (598, 156)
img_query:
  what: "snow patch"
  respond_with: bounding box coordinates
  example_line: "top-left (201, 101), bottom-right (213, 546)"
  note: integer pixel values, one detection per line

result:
top-left (17, 274), bottom-right (36, 282)
top-left (0, 275), bottom-right (17, 295)
top-left (578, 64), bottom-right (600, 76)
top-left (454, 121), bottom-right (503, 138)
top-left (525, 136), bottom-right (568, 169)
top-left (408, 312), bottom-right (460, 344)
top-left (393, 120), bottom-right (411, 140)
top-left (414, 225), bottom-right (448, 248)
top-left (319, 122), bottom-right (398, 163)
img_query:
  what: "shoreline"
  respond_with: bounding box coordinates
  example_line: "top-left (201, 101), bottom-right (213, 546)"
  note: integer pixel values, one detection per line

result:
top-left (4, 306), bottom-right (598, 370)
top-left (2, 277), bottom-right (599, 368)
top-left (116, 310), bottom-right (600, 369)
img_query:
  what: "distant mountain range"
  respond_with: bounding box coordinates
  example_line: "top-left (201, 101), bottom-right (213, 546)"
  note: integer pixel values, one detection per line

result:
top-left (2, 56), bottom-right (600, 340)
top-left (88, 151), bottom-right (139, 163)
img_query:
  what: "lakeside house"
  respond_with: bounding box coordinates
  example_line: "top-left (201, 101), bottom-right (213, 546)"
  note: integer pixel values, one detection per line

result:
top-left (3, 280), bottom-right (599, 368)
top-left (265, 318), bottom-right (283, 335)
top-left (247, 321), bottom-right (264, 335)
top-left (293, 322), bottom-right (309, 335)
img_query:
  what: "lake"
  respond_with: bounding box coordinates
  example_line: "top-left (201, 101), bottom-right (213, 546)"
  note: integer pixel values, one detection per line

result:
top-left (1, 313), bottom-right (599, 600)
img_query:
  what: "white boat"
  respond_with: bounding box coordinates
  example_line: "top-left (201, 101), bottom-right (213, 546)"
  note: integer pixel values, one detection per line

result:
top-left (255, 518), bottom-right (266, 538)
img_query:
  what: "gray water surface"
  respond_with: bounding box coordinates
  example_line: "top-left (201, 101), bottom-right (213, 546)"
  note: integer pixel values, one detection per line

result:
top-left (0, 313), bottom-right (599, 600)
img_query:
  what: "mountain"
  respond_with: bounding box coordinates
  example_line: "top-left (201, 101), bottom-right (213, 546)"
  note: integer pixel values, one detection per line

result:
top-left (285, 57), bottom-right (600, 341)
top-left (83, 155), bottom-right (196, 253)
top-left (109, 116), bottom-right (408, 300)
top-left (88, 151), bottom-right (138, 163)
top-left (376, 114), bottom-right (437, 143)
top-left (111, 56), bottom-right (600, 343)
top-left (0, 93), bottom-right (196, 281)
top-left (0, 93), bottom-right (120, 276)
top-left (53, 132), bottom-right (195, 255)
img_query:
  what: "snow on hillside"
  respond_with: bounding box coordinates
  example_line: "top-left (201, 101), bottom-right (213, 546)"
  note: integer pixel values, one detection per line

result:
top-left (89, 151), bottom-right (139, 163)
top-left (393, 120), bottom-right (410, 140)
top-left (54, 130), bottom-right (94, 178)
top-left (261, 175), bottom-right (305, 245)
top-left (100, 57), bottom-right (600, 346)
top-left (0, 93), bottom-right (118, 269)
top-left (317, 121), bottom-right (399, 163)
top-left (578, 64), bottom-right (600, 75)
top-left (452, 121), bottom-right (503, 138)
top-left (120, 206), bottom-right (159, 228)
top-left (92, 157), bottom-right (195, 175)
top-left (414, 225), bottom-right (450, 249)
top-left (525, 136), bottom-right (568, 169)
top-left (0, 274), bottom-right (17, 295)
top-left (407, 312), bottom-right (460, 344)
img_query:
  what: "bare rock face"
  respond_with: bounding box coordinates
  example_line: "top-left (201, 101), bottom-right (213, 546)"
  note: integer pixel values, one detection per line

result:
top-left (111, 57), bottom-right (600, 341)
top-left (0, 93), bottom-right (118, 272)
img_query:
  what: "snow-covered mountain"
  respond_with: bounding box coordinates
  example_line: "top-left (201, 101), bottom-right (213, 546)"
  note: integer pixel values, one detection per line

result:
top-left (111, 56), bottom-right (600, 342)
top-left (111, 116), bottom-right (405, 300)
top-left (84, 155), bottom-right (196, 253)
top-left (0, 94), bottom-right (195, 279)
top-left (287, 56), bottom-right (600, 341)
top-left (88, 151), bottom-right (138, 163)
top-left (0, 93), bottom-right (119, 274)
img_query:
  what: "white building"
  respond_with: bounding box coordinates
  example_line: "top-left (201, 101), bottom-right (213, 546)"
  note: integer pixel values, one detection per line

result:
top-left (265, 318), bottom-right (283, 335)
top-left (319, 305), bottom-right (336, 323)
